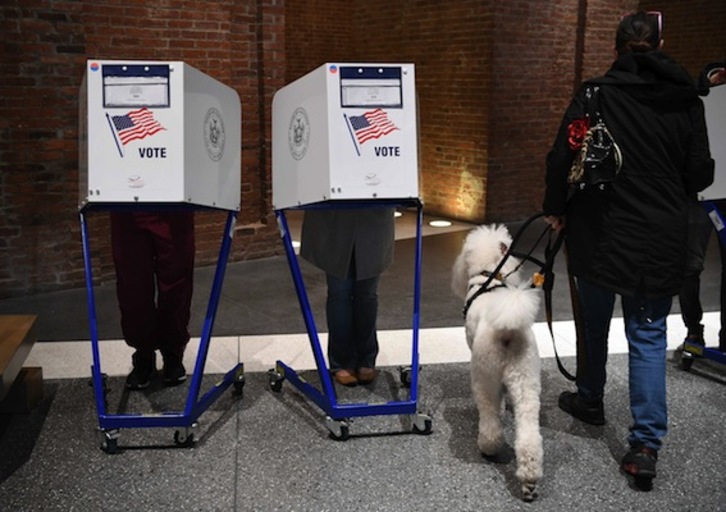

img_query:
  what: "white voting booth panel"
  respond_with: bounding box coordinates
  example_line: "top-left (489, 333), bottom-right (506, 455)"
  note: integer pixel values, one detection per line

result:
top-left (702, 83), bottom-right (726, 201)
top-left (79, 60), bottom-right (241, 210)
top-left (272, 63), bottom-right (419, 209)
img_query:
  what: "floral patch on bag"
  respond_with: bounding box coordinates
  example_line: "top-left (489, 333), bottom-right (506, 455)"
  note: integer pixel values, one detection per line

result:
top-left (568, 118), bottom-right (589, 151)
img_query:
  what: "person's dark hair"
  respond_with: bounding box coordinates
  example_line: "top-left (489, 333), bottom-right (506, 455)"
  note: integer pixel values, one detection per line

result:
top-left (616, 11), bottom-right (661, 55)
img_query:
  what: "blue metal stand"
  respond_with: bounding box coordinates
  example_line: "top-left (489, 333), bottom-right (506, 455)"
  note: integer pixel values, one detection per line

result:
top-left (268, 199), bottom-right (432, 440)
top-left (682, 200), bottom-right (726, 369)
top-left (80, 208), bottom-right (245, 453)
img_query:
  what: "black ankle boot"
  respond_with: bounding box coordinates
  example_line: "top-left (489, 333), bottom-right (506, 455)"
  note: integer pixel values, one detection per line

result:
top-left (558, 391), bottom-right (605, 425)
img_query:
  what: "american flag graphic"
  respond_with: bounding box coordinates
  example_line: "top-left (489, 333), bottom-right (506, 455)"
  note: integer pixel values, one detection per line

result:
top-left (348, 108), bottom-right (398, 144)
top-left (111, 108), bottom-right (165, 145)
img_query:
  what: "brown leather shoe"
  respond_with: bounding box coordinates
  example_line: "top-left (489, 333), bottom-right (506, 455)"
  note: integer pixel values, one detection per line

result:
top-left (357, 367), bottom-right (378, 385)
top-left (333, 369), bottom-right (358, 386)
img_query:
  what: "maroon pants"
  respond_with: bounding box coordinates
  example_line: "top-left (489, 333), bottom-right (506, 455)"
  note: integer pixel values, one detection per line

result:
top-left (110, 211), bottom-right (195, 359)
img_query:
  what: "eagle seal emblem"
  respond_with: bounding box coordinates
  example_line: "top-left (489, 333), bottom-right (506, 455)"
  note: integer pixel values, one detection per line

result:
top-left (288, 107), bottom-right (310, 161)
top-left (203, 107), bottom-right (225, 162)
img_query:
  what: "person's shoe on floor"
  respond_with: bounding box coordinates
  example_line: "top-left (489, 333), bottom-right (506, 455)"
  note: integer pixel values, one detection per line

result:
top-left (357, 367), bottom-right (378, 385)
top-left (162, 352), bottom-right (187, 386)
top-left (621, 444), bottom-right (657, 489)
top-left (558, 390), bottom-right (605, 425)
top-left (333, 369), bottom-right (358, 387)
top-left (126, 352), bottom-right (156, 390)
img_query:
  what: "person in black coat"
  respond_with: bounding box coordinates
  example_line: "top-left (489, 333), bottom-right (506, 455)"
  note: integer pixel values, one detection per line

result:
top-left (542, 11), bottom-right (714, 488)
top-left (300, 207), bottom-right (395, 386)
top-left (679, 61), bottom-right (726, 351)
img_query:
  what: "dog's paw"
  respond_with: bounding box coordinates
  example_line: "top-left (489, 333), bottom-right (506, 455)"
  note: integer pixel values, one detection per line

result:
top-left (521, 482), bottom-right (538, 502)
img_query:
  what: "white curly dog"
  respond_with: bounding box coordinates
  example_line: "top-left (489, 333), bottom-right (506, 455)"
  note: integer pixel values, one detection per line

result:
top-left (452, 224), bottom-right (544, 502)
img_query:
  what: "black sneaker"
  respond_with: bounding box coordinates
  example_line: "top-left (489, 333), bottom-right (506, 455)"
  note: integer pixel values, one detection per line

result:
top-left (126, 352), bottom-right (156, 390)
top-left (621, 445), bottom-right (657, 480)
top-left (162, 353), bottom-right (187, 386)
top-left (558, 391), bottom-right (605, 425)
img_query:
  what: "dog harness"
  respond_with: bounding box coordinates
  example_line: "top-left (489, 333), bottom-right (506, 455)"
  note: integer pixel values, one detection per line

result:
top-left (460, 213), bottom-right (562, 320)
top-left (461, 270), bottom-right (509, 318)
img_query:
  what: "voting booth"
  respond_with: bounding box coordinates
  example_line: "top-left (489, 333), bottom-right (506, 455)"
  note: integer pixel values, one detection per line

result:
top-left (269, 63), bottom-right (431, 440)
top-left (79, 60), bottom-right (240, 210)
top-left (272, 63), bottom-right (419, 209)
top-left (78, 60), bottom-right (244, 453)
top-left (701, 83), bottom-right (726, 201)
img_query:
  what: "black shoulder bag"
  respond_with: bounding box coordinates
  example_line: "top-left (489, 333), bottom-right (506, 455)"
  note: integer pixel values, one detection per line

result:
top-left (568, 85), bottom-right (622, 190)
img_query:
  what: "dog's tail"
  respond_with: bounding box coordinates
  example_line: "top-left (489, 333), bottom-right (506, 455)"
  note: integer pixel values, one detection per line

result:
top-left (484, 286), bottom-right (541, 331)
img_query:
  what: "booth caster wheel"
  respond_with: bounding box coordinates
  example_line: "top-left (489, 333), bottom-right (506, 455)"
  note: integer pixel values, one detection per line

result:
top-left (399, 366), bottom-right (412, 388)
top-left (233, 368), bottom-right (246, 397)
top-left (268, 367), bottom-right (284, 392)
top-left (99, 429), bottom-right (120, 454)
top-left (412, 413), bottom-right (433, 435)
top-left (399, 365), bottom-right (422, 388)
top-left (325, 417), bottom-right (350, 441)
top-left (174, 423), bottom-right (198, 447)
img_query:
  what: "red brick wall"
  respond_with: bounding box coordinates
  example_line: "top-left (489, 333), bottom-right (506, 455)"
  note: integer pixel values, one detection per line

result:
top-left (485, 0), bottom-right (640, 222)
top-left (485, 1), bottom-right (583, 222)
top-left (1, 0), bottom-right (724, 298)
top-left (352, 1), bottom-right (492, 222)
top-left (1, 2), bottom-right (88, 296)
top-left (0, 0), bottom-right (284, 298)
top-left (639, 0), bottom-right (726, 76)
top-left (284, 0), bottom-right (355, 82)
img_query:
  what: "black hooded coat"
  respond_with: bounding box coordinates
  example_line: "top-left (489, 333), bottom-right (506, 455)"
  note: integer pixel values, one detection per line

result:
top-left (543, 51), bottom-right (714, 298)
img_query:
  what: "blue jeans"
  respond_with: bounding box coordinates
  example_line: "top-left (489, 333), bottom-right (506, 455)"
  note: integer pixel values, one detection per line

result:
top-left (576, 278), bottom-right (671, 451)
top-left (326, 273), bottom-right (380, 371)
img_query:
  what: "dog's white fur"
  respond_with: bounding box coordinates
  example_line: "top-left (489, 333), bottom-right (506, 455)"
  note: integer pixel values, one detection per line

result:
top-left (452, 224), bottom-right (543, 502)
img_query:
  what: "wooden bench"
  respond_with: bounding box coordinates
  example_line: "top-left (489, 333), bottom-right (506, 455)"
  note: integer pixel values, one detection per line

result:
top-left (0, 315), bottom-right (43, 412)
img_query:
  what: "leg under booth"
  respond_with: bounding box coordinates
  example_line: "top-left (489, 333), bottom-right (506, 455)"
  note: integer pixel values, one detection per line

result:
top-left (268, 203), bottom-right (432, 440)
top-left (681, 200), bottom-right (726, 370)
